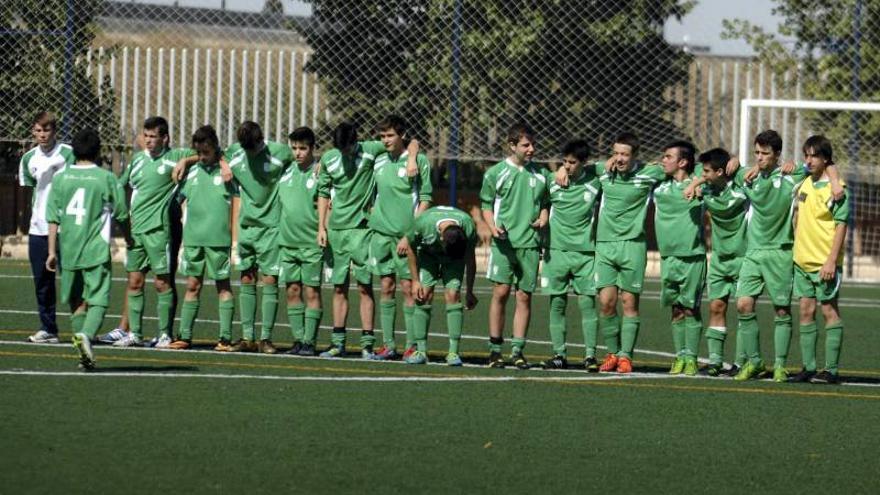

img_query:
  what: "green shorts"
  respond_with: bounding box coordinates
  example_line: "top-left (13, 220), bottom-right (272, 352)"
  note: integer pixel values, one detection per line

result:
top-left (660, 255), bottom-right (706, 309)
top-left (486, 240), bottom-right (540, 293)
top-left (735, 248), bottom-right (793, 306)
top-left (707, 254), bottom-right (742, 301)
top-left (181, 246), bottom-right (231, 281)
top-left (595, 239), bottom-right (647, 294)
top-left (540, 249), bottom-right (596, 296)
top-left (418, 252), bottom-right (464, 291)
top-left (126, 227), bottom-right (172, 275)
top-left (326, 228), bottom-right (372, 286)
top-left (238, 225), bottom-right (280, 276)
top-left (369, 231), bottom-right (411, 279)
top-left (60, 262), bottom-right (112, 307)
top-left (793, 264), bottom-right (841, 302)
top-left (280, 246), bottom-right (324, 287)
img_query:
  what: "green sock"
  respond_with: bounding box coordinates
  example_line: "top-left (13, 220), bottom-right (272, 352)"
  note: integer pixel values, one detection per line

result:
top-left (82, 305), bottom-right (106, 340)
top-left (71, 311), bottom-right (86, 334)
top-left (733, 324), bottom-right (747, 367)
top-left (360, 330), bottom-right (376, 349)
top-left (446, 303), bottom-right (463, 355)
top-left (127, 290), bottom-right (144, 338)
top-left (304, 308), bottom-right (322, 345)
top-left (380, 299), bottom-right (397, 349)
top-left (403, 303), bottom-right (414, 350)
top-left (287, 303), bottom-right (305, 342)
top-left (599, 315), bottom-right (620, 355)
top-left (488, 336), bottom-right (503, 354)
top-left (157, 290), bottom-right (174, 338)
top-left (239, 283), bottom-right (257, 341)
top-left (824, 321), bottom-right (844, 375)
top-left (738, 313), bottom-right (761, 365)
top-left (619, 316), bottom-right (640, 359)
top-left (413, 304), bottom-right (431, 353)
top-left (579, 296), bottom-right (597, 358)
top-left (218, 298), bottom-right (234, 341)
top-left (705, 326), bottom-right (727, 366)
top-left (671, 319), bottom-right (686, 358)
top-left (773, 314), bottom-right (792, 368)
top-left (511, 337), bottom-right (526, 354)
top-left (798, 321), bottom-right (818, 372)
top-left (548, 295), bottom-right (568, 357)
top-left (179, 299), bottom-right (200, 340)
top-left (684, 316), bottom-right (701, 360)
top-left (260, 284), bottom-right (279, 341)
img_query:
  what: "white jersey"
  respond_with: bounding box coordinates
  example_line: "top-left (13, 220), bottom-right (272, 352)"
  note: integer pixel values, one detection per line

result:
top-left (19, 143), bottom-right (75, 235)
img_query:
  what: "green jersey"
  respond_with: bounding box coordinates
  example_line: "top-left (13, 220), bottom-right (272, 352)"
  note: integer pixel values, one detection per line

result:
top-left (479, 159), bottom-right (549, 248)
top-left (743, 166), bottom-right (808, 249)
top-left (225, 141), bottom-right (293, 228)
top-left (406, 206), bottom-right (477, 257)
top-left (596, 162), bottom-right (666, 242)
top-left (368, 151), bottom-right (433, 237)
top-left (545, 165), bottom-right (602, 252)
top-left (279, 160), bottom-right (320, 248)
top-left (121, 147), bottom-right (195, 234)
top-left (701, 168), bottom-right (749, 258)
top-left (46, 164), bottom-right (128, 270)
top-left (179, 162), bottom-right (237, 247)
top-left (653, 176), bottom-right (705, 257)
top-left (317, 141), bottom-right (386, 230)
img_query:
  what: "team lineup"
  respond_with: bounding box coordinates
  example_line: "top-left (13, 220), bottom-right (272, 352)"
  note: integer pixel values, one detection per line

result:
top-left (19, 111), bottom-right (850, 384)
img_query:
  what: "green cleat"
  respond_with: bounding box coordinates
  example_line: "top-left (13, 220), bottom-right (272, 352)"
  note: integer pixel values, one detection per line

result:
top-left (405, 350), bottom-right (428, 365)
top-left (72, 332), bottom-right (95, 370)
top-left (734, 361), bottom-right (765, 381)
top-left (445, 352), bottom-right (463, 366)
top-left (773, 366), bottom-right (789, 383)
top-left (683, 359), bottom-right (698, 376)
top-left (668, 357), bottom-right (686, 375)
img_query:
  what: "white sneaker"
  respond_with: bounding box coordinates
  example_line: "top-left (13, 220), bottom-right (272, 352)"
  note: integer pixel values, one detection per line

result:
top-left (98, 328), bottom-right (128, 344)
top-left (153, 334), bottom-right (173, 349)
top-left (113, 333), bottom-right (143, 347)
top-left (27, 330), bottom-right (60, 344)
top-left (72, 332), bottom-right (95, 370)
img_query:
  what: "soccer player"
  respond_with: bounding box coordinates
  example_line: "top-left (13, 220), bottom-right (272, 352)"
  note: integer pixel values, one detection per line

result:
top-left (403, 205), bottom-right (478, 365)
top-left (653, 141), bottom-right (705, 376)
top-left (168, 125), bottom-right (237, 351)
top-left (789, 135), bottom-right (849, 384)
top-left (114, 116), bottom-right (195, 348)
top-left (316, 122), bottom-right (387, 358)
top-left (479, 123), bottom-right (549, 369)
top-left (45, 128), bottom-right (129, 369)
top-left (733, 130), bottom-right (841, 382)
top-left (540, 139), bottom-right (602, 371)
top-left (278, 127), bottom-right (323, 357)
top-left (20, 112), bottom-right (74, 344)
top-left (369, 115), bottom-right (433, 361)
top-left (224, 121), bottom-right (293, 353)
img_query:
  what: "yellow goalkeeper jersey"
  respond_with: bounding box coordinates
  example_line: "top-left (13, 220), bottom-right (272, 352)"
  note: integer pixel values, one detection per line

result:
top-left (793, 176), bottom-right (850, 272)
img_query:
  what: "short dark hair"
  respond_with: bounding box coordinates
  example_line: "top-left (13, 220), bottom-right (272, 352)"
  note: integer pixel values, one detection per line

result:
top-left (32, 111), bottom-right (57, 130)
top-left (192, 125), bottom-right (220, 151)
top-left (561, 139), bottom-right (591, 162)
top-left (332, 121), bottom-right (359, 150)
top-left (237, 121), bottom-right (264, 151)
top-left (755, 129), bottom-right (782, 154)
top-left (803, 135), bottom-right (834, 165)
top-left (698, 147), bottom-right (731, 172)
top-left (506, 122), bottom-right (535, 145)
top-left (143, 116), bottom-right (169, 137)
top-left (442, 225), bottom-right (468, 260)
top-left (72, 128), bottom-right (101, 162)
top-left (664, 140), bottom-right (697, 174)
top-left (288, 126), bottom-right (316, 147)
top-left (614, 132), bottom-right (640, 154)
top-left (376, 115), bottom-right (408, 137)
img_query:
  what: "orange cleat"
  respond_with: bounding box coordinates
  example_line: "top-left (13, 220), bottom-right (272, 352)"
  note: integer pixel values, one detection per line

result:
top-left (598, 353), bottom-right (619, 372)
top-left (168, 339), bottom-right (191, 350)
top-left (616, 356), bottom-right (633, 373)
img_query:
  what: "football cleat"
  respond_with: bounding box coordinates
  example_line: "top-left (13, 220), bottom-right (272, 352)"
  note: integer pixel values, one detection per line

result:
top-left (598, 353), bottom-right (619, 372)
top-left (113, 333), bottom-right (143, 347)
top-left (371, 346), bottom-right (399, 361)
top-left (258, 339), bottom-right (278, 354)
top-left (488, 351), bottom-right (505, 369)
top-left (98, 328), bottom-right (127, 344)
top-left (724, 364), bottom-right (741, 378)
top-left (704, 363), bottom-right (724, 377)
top-left (583, 356), bottom-right (599, 373)
top-left (510, 350), bottom-right (530, 370)
top-left (668, 357), bottom-right (686, 375)
top-left (72, 333), bottom-right (95, 370)
top-left (616, 356), bottom-right (633, 374)
top-left (168, 339), bottom-right (191, 350)
top-left (405, 350), bottom-right (428, 365)
top-left (810, 369), bottom-right (839, 385)
top-left (542, 354), bottom-right (568, 370)
top-left (360, 346), bottom-right (375, 360)
top-left (445, 352), bottom-right (463, 367)
top-left (229, 339), bottom-right (258, 353)
top-left (320, 345), bottom-right (345, 358)
top-left (683, 359), bottom-right (698, 376)
top-left (297, 343), bottom-right (317, 356)
top-left (214, 339), bottom-right (234, 352)
top-left (153, 334), bottom-right (173, 349)
top-left (27, 330), bottom-right (60, 344)
top-left (772, 366), bottom-right (789, 383)
top-left (734, 361), bottom-right (765, 381)
top-left (286, 341), bottom-right (303, 355)
top-left (788, 368), bottom-right (816, 383)
top-left (402, 346), bottom-right (417, 360)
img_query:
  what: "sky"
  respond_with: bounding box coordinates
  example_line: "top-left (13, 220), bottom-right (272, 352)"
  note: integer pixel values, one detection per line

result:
top-left (125, 0), bottom-right (787, 58)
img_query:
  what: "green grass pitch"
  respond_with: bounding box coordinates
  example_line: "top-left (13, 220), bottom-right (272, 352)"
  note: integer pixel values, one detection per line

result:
top-left (1, 259), bottom-right (878, 493)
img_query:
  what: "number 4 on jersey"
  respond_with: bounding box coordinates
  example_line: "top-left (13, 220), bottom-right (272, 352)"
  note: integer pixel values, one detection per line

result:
top-left (66, 187), bottom-right (87, 225)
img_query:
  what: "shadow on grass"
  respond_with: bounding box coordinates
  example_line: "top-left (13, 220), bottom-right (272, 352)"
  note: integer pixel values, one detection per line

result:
top-left (90, 365), bottom-right (199, 373)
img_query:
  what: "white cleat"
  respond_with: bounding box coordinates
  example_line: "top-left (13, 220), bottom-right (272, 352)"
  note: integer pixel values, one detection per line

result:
top-left (72, 333), bottom-right (95, 370)
top-left (153, 334), bottom-right (173, 349)
top-left (113, 333), bottom-right (143, 347)
top-left (27, 330), bottom-right (60, 344)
